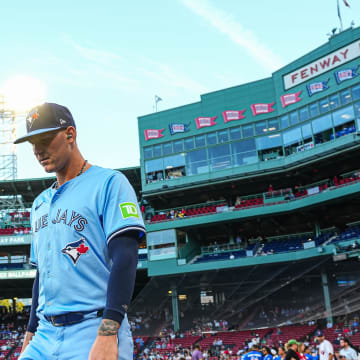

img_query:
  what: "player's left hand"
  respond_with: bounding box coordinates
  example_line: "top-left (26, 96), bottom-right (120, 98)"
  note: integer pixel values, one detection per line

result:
top-left (88, 335), bottom-right (118, 360)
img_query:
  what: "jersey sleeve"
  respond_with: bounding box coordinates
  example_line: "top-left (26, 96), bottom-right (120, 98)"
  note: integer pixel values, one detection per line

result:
top-left (29, 207), bottom-right (37, 266)
top-left (101, 172), bottom-right (146, 244)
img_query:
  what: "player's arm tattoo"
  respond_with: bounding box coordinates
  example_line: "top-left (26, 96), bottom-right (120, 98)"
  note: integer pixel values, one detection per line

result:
top-left (97, 319), bottom-right (120, 336)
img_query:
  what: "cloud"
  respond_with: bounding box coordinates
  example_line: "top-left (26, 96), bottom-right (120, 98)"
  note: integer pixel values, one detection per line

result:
top-left (180, 0), bottom-right (284, 72)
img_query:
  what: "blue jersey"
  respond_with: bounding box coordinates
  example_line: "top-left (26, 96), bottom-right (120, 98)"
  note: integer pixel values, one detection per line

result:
top-left (305, 354), bottom-right (313, 360)
top-left (244, 350), bottom-right (263, 360)
top-left (264, 355), bottom-right (273, 360)
top-left (30, 166), bottom-right (145, 316)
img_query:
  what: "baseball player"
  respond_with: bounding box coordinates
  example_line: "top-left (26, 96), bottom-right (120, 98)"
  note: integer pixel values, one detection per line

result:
top-left (15, 103), bottom-right (145, 360)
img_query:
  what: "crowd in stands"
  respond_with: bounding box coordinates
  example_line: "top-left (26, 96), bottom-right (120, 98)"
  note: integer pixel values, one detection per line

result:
top-left (149, 170), bottom-right (360, 224)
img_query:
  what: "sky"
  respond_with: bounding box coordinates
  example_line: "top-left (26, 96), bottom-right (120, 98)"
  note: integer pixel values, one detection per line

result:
top-left (0, 0), bottom-right (359, 180)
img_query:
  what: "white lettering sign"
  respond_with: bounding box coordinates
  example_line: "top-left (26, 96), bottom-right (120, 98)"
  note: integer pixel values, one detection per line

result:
top-left (283, 40), bottom-right (360, 90)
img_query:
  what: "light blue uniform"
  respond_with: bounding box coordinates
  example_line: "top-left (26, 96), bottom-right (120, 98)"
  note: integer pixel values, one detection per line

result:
top-left (20, 166), bottom-right (145, 360)
top-left (244, 351), bottom-right (264, 360)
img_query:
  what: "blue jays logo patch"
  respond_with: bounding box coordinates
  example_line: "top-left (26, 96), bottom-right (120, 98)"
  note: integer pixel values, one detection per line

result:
top-left (26, 108), bottom-right (40, 129)
top-left (61, 237), bottom-right (89, 265)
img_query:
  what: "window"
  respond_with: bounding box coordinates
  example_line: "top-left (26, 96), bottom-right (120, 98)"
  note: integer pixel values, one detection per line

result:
top-left (229, 127), bottom-right (242, 140)
top-left (319, 98), bottom-right (329, 113)
top-left (195, 135), bottom-right (206, 148)
top-left (206, 132), bottom-right (217, 145)
top-left (301, 123), bottom-right (312, 140)
top-left (340, 89), bottom-right (351, 105)
top-left (208, 144), bottom-right (231, 170)
top-left (164, 154), bottom-right (185, 169)
top-left (299, 107), bottom-right (309, 122)
top-left (231, 138), bottom-right (256, 154)
top-left (153, 145), bottom-right (161, 157)
top-left (186, 149), bottom-right (208, 175)
top-left (332, 105), bottom-right (355, 126)
top-left (145, 158), bottom-right (163, 173)
top-left (242, 124), bottom-right (254, 137)
top-left (255, 121), bottom-right (267, 135)
top-left (289, 111), bottom-right (299, 126)
top-left (173, 140), bottom-right (183, 153)
top-left (184, 137), bottom-right (195, 150)
top-left (268, 119), bottom-right (279, 132)
top-left (312, 114), bottom-right (332, 134)
top-left (232, 139), bottom-right (257, 166)
top-left (256, 134), bottom-right (282, 150)
top-left (309, 103), bottom-right (319, 117)
top-left (355, 101), bottom-right (360, 120)
top-left (352, 85), bottom-right (360, 100)
top-left (283, 127), bottom-right (302, 146)
top-left (162, 142), bottom-right (173, 156)
top-left (329, 94), bottom-right (340, 109)
top-left (144, 146), bottom-right (152, 159)
top-left (218, 130), bottom-right (229, 143)
top-left (280, 115), bottom-right (289, 129)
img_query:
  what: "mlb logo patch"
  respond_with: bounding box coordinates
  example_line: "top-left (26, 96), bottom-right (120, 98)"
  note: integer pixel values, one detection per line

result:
top-left (119, 202), bottom-right (140, 219)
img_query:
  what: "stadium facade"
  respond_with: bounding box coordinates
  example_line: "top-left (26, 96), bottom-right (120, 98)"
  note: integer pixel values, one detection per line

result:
top-left (2, 26), bottom-right (360, 335)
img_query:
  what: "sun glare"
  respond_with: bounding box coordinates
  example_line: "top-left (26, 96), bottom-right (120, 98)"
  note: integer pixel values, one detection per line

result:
top-left (1, 75), bottom-right (46, 113)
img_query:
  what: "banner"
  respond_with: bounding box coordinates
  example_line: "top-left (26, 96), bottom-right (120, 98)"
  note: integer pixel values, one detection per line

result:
top-left (222, 110), bottom-right (246, 123)
top-left (169, 123), bottom-right (190, 135)
top-left (334, 66), bottom-right (359, 84)
top-left (250, 103), bottom-right (275, 116)
top-left (280, 91), bottom-right (302, 108)
top-left (144, 129), bottom-right (165, 141)
top-left (306, 80), bottom-right (329, 97)
top-left (195, 116), bottom-right (217, 129)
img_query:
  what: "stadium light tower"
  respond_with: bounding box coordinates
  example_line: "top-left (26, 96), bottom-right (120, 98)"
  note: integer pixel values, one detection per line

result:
top-left (0, 94), bottom-right (18, 180)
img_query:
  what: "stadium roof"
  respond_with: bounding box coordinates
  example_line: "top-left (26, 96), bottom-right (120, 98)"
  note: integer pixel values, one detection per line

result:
top-left (0, 166), bottom-right (141, 209)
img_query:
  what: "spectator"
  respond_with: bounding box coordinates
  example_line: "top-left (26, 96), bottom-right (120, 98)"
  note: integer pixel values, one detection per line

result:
top-left (243, 344), bottom-right (263, 360)
top-left (285, 340), bottom-right (300, 360)
top-left (262, 346), bottom-right (273, 360)
top-left (339, 338), bottom-right (358, 360)
top-left (315, 330), bottom-right (333, 360)
top-left (275, 346), bottom-right (286, 360)
top-left (192, 344), bottom-right (203, 360)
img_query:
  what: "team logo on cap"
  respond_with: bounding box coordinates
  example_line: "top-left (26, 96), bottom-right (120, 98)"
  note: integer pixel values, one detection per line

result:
top-left (61, 237), bottom-right (89, 265)
top-left (26, 108), bottom-right (40, 129)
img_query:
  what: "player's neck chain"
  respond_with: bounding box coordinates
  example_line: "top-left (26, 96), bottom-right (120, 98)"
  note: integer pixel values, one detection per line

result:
top-left (54, 160), bottom-right (88, 190)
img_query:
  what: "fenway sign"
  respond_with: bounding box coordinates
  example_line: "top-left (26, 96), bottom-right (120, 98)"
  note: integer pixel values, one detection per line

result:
top-left (283, 39), bottom-right (360, 90)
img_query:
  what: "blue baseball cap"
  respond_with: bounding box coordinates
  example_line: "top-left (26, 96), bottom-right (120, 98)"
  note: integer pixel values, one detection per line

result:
top-left (315, 330), bottom-right (324, 337)
top-left (14, 103), bottom-right (76, 144)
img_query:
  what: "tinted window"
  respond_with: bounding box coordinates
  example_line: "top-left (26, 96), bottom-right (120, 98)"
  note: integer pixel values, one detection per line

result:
top-left (242, 125), bottom-right (254, 137)
top-left (329, 94), bottom-right (340, 109)
top-left (206, 133), bottom-right (217, 145)
top-left (355, 101), bottom-right (360, 120)
top-left (195, 135), bottom-right (206, 148)
top-left (333, 105), bottom-right (355, 126)
top-left (144, 146), bottom-right (152, 159)
top-left (232, 138), bottom-right (256, 153)
top-left (162, 142), bottom-right (173, 156)
top-left (173, 140), bottom-right (183, 153)
top-left (280, 115), bottom-right (289, 129)
top-left (289, 111), bottom-right (299, 126)
top-left (229, 127), bottom-right (242, 140)
top-left (352, 85), bottom-right (360, 100)
top-left (255, 121), bottom-right (267, 135)
top-left (153, 145), bottom-right (161, 157)
top-left (283, 127), bottom-right (302, 146)
top-left (319, 98), bottom-right (329, 113)
top-left (256, 134), bottom-right (282, 150)
top-left (218, 130), bottom-right (229, 143)
top-left (312, 114), bottom-right (332, 134)
top-left (309, 103), bottom-right (319, 117)
top-left (268, 119), bottom-right (279, 132)
top-left (299, 107), bottom-right (309, 122)
top-left (145, 158), bottom-right (163, 173)
top-left (163, 154), bottom-right (185, 168)
top-left (208, 144), bottom-right (231, 170)
top-left (302, 123), bottom-right (312, 139)
top-left (184, 137), bottom-right (195, 150)
top-left (340, 89), bottom-right (351, 105)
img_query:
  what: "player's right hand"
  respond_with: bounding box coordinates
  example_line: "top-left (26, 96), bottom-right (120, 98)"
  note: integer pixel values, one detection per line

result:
top-left (19, 331), bottom-right (35, 357)
top-left (88, 335), bottom-right (118, 360)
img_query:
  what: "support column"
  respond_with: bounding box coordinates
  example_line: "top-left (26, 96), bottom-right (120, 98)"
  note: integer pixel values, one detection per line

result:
top-left (321, 270), bottom-right (333, 324)
top-left (315, 223), bottom-right (321, 237)
top-left (171, 286), bottom-right (180, 332)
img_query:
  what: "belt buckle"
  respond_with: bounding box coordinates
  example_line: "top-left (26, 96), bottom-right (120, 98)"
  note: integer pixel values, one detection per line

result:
top-left (50, 316), bottom-right (64, 327)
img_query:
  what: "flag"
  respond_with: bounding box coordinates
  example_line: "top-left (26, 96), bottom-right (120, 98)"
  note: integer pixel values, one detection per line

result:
top-left (155, 95), bottom-right (162, 103)
top-left (169, 123), bottom-right (190, 135)
top-left (306, 80), bottom-right (329, 96)
top-left (144, 129), bottom-right (165, 141)
top-left (343, 0), bottom-right (350, 7)
top-left (250, 103), bottom-right (275, 116)
top-left (337, 0), bottom-right (344, 30)
top-left (222, 110), bottom-right (246, 123)
top-left (195, 116), bottom-right (217, 129)
top-left (280, 91), bottom-right (302, 108)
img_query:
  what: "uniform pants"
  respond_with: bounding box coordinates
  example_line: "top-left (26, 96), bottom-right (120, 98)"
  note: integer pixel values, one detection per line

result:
top-left (19, 314), bottom-right (133, 360)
